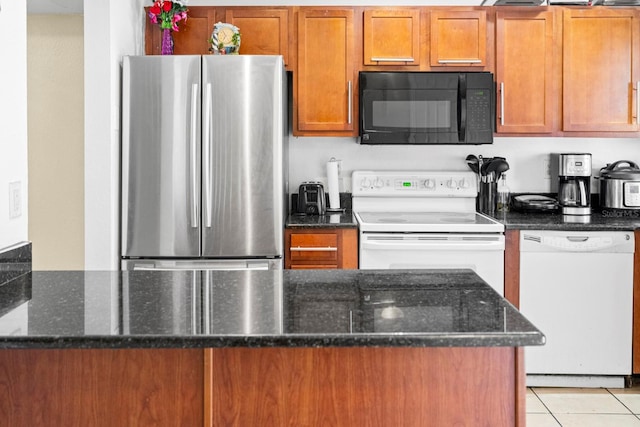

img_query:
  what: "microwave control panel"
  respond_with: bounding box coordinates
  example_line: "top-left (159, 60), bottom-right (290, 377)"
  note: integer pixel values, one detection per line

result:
top-left (467, 90), bottom-right (492, 131)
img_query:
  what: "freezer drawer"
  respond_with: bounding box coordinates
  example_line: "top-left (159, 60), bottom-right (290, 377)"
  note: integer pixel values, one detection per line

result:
top-left (121, 259), bottom-right (283, 271)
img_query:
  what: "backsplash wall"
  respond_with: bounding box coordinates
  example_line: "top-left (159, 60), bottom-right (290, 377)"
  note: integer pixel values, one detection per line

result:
top-left (289, 136), bottom-right (640, 194)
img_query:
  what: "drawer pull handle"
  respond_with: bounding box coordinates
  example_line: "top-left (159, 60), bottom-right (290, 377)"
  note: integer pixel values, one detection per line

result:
top-left (290, 246), bottom-right (338, 252)
top-left (371, 57), bottom-right (415, 62)
top-left (438, 59), bottom-right (482, 64)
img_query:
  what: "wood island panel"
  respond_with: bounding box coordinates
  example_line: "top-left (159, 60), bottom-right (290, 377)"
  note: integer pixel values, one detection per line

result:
top-left (0, 349), bottom-right (204, 426)
top-left (205, 346), bottom-right (523, 427)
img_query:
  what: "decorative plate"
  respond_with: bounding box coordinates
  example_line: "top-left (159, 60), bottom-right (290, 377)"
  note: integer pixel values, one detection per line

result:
top-left (210, 22), bottom-right (241, 55)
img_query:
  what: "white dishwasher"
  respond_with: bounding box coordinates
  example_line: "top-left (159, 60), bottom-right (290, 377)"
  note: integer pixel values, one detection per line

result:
top-left (519, 230), bottom-right (635, 388)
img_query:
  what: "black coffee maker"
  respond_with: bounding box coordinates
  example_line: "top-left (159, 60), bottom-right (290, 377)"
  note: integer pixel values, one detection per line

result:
top-left (558, 153), bottom-right (592, 216)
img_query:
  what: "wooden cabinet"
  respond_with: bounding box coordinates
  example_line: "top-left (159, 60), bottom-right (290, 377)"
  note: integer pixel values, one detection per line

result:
top-left (430, 10), bottom-right (487, 67)
top-left (285, 228), bottom-right (358, 269)
top-left (563, 8), bottom-right (640, 132)
top-left (363, 9), bottom-right (421, 66)
top-left (495, 10), bottom-right (557, 134)
top-left (224, 8), bottom-right (290, 67)
top-left (295, 8), bottom-right (357, 136)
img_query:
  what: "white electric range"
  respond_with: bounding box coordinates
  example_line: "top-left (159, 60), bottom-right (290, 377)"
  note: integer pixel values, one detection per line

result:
top-left (352, 170), bottom-right (505, 295)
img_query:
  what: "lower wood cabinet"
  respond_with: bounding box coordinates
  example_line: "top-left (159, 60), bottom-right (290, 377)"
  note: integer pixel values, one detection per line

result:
top-left (285, 228), bottom-right (358, 269)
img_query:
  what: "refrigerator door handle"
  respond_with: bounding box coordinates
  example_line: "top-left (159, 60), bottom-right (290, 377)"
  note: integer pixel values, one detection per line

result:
top-left (190, 83), bottom-right (199, 228)
top-left (204, 82), bottom-right (213, 228)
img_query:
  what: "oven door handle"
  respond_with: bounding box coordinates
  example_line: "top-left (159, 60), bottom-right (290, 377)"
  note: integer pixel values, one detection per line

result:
top-left (362, 237), bottom-right (505, 251)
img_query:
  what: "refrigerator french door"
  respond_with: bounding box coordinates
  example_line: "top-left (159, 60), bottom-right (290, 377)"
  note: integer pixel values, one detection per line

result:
top-left (121, 55), bottom-right (287, 271)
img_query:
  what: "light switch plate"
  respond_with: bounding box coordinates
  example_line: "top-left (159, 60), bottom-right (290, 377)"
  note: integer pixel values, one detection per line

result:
top-left (9, 181), bottom-right (21, 219)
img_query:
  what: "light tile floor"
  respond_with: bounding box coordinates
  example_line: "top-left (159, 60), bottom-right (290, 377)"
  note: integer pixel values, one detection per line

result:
top-left (528, 386), bottom-right (640, 427)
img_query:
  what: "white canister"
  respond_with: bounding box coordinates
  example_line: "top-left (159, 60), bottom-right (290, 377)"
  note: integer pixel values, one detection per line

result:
top-left (326, 157), bottom-right (342, 211)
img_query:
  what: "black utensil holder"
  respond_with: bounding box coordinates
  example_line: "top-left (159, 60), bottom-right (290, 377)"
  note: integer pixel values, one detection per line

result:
top-left (478, 182), bottom-right (497, 215)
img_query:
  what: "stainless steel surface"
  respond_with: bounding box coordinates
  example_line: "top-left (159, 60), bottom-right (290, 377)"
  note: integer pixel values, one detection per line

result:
top-left (201, 55), bottom-right (286, 257)
top-left (371, 57), bottom-right (415, 62)
top-left (122, 55), bottom-right (201, 258)
top-left (437, 59), bottom-right (482, 64)
top-left (122, 55), bottom-right (287, 266)
top-left (558, 153), bottom-right (592, 216)
top-left (190, 83), bottom-right (199, 228)
top-left (121, 258), bottom-right (282, 271)
top-left (598, 160), bottom-right (640, 210)
top-left (558, 153), bottom-right (591, 177)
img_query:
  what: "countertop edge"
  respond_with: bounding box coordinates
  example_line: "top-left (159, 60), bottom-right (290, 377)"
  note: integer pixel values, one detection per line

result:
top-left (0, 333), bottom-right (545, 350)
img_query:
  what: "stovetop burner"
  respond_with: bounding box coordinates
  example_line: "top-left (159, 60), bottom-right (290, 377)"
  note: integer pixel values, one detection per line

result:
top-left (355, 211), bottom-right (504, 233)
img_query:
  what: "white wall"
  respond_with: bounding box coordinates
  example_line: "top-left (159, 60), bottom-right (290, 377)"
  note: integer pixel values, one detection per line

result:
top-left (289, 136), bottom-right (640, 194)
top-left (0, 1), bottom-right (28, 250)
top-left (84, 0), bottom-right (145, 270)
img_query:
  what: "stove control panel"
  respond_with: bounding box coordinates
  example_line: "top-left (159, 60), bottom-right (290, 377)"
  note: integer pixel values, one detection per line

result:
top-left (352, 171), bottom-right (478, 197)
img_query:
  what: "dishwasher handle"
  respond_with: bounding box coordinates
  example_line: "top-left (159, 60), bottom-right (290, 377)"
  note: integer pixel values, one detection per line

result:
top-left (521, 231), bottom-right (635, 253)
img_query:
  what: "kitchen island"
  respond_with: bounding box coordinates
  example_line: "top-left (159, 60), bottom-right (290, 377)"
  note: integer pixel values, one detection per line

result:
top-left (0, 269), bottom-right (543, 426)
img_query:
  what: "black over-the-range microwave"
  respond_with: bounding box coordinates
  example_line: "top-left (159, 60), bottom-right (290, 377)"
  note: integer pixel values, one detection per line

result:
top-left (359, 71), bottom-right (495, 145)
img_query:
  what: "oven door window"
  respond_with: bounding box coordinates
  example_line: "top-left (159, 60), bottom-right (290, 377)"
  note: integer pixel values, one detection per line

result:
top-left (362, 89), bottom-right (458, 133)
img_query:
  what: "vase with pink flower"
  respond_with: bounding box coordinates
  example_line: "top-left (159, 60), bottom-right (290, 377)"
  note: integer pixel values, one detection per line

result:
top-left (147, 1), bottom-right (189, 55)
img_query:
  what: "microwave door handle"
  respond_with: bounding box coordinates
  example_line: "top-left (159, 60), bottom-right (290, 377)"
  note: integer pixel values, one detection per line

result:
top-left (458, 74), bottom-right (467, 143)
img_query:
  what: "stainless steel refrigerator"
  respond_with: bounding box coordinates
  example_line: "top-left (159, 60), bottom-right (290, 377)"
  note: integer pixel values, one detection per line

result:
top-left (121, 55), bottom-right (288, 271)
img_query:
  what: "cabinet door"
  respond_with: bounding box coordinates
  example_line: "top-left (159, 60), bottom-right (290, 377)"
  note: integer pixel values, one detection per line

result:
top-left (430, 10), bottom-right (487, 67)
top-left (225, 8), bottom-right (290, 67)
top-left (145, 7), bottom-right (215, 55)
top-left (363, 9), bottom-right (420, 66)
top-left (496, 11), bottom-right (556, 134)
top-left (563, 9), bottom-right (640, 132)
top-left (296, 9), bottom-right (356, 135)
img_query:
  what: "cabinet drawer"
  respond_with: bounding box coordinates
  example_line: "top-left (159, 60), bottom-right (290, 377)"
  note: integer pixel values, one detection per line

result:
top-left (290, 233), bottom-right (338, 262)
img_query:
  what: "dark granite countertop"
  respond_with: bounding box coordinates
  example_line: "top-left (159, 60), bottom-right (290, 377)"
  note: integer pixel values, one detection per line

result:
top-left (286, 211), bottom-right (357, 228)
top-left (0, 269), bottom-right (543, 350)
top-left (493, 210), bottom-right (640, 231)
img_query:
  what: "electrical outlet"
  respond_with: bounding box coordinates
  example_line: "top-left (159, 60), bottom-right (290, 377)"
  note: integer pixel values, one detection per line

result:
top-left (543, 159), bottom-right (551, 180)
top-left (314, 177), bottom-right (327, 187)
top-left (9, 181), bottom-right (21, 219)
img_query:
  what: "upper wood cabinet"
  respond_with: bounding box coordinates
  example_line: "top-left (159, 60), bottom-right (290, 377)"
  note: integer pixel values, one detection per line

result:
top-left (224, 8), bottom-right (290, 67)
top-left (363, 9), bottom-right (421, 66)
top-left (563, 8), bottom-right (640, 132)
top-left (295, 9), bottom-right (357, 136)
top-left (430, 10), bottom-right (487, 67)
top-left (495, 10), bottom-right (556, 134)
